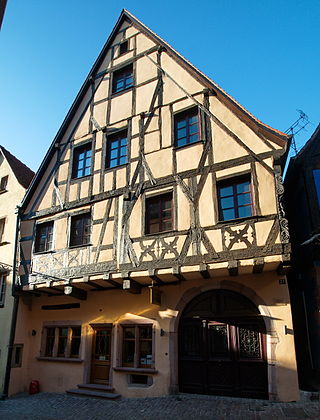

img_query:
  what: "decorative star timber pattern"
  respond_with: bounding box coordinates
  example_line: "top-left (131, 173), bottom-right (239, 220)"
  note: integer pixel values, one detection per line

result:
top-left (222, 224), bottom-right (256, 251)
top-left (139, 237), bottom-right (179, 264)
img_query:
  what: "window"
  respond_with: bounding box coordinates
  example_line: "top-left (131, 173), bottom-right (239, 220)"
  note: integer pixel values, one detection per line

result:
top-left (107, 130), bottom-right (128, 168)
top-left (43, 326), bottom-right (81, 359)
top-left (119, 40), bottom-right (128, 55)
top-left (0, 175), bottom-right (8, 192)
top-left (145, 192), bottom-right (173, 234)
top-left (0, 218), bottom-right (5, 243)
top-left (69, 213), bottom-right (91, 247)
top-left (34, 221), bottom-right (53, 253)
top-left (112, 64), bottom-right (133, 94)
top-left (122, 325), bottom-right (153, 368)
top-left (174, 107), bottom-right (200, 147)
top-left (313, 169), bottom-right (320, 206)
top-left (218, 177), bottom-right (253, 221)
top-left (11, 344), bottom-right (23, 368)
top-left (72, 143), bottom-right (92, 179)
top-left (0, 274), bottom-right (6, 306)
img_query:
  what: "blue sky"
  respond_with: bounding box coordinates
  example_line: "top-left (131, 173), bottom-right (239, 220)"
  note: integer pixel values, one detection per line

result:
top-left (0, 0), bottom-right (319, 172)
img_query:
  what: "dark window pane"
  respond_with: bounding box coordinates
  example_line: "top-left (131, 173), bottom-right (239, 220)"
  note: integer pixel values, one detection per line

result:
top-left (175, 108), bottom-right (199, 147)
top-left (124, 327), bottom-right (135, 339)
top-left (113, 65), bottom-right (133, 94)
top-left (45, 327), bottom-right (55, 357)
top-left (238, 206), bottom-right (252, 218)
top-left (70, 327), bottom-right (81, 357)
top-left (123, 341), bottom-right (135, 365)
top-left (107, 131), bottom-right (128, 168)
top-left (208, 324), bottom-right (230, 358)
top-left (119, 40), bottom-right (128, 55)
top-left (58, 328), bottom-right (68, 357)
top-left (139, 341), bottom-right (153, 366)
top-left (219, 178), bottom-right (253, 220)
top-left (70, 214), bottom-right (91, 247)
top-left (313, 169), bottom-right (320, 206)
top-left (220, 186), bottom-right (233, 197)
top-left (146, 193), bottom-right (173, 234)
top-left (237, 182), bottom-right (250, 194)
top-left (221, 197), bottom-right (234, 209)
top-left (140, 326), bottom-right (152, 339)
top-left (72, 144), bottom-right (92, 178)
top-left (222, 208), bottom-right (235, 220)
top-left (35, 222), bottom-right (54, 253)
top-left (238, 193), bottom-right (252, 206)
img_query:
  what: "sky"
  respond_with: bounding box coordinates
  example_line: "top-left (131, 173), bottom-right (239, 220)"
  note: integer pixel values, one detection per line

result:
top-left (0, 0), bottom-right (319, 172)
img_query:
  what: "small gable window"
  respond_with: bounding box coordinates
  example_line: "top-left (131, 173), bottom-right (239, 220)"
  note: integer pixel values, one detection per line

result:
top-left (145, 192), bottom-right (173, 234)
top-left (34, 221), bottom-right (54, 253)
top-left (0, 175), bottom-right (8, 192)
top-left (119, 40), bottom-right (129, 55)
top-left (107, 130), bottom-right (128, 168)
top-left (174, 107), bottom-right (200, 148)
top-left (72, 143), bottom-right (92, 179)
top-left (112, 64), bottom-right (133, 94)
top-left (69, 213), bottom-right (91, 247)
top-left (218, 177), bottom-right (253, 221)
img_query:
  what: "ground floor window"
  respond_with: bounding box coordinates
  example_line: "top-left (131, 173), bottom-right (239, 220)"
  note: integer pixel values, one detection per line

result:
top-left (11, 344), bottom-right (23, 368)
top-left (122, 325), bottom-right (153, 368)
top-left (42, 326), bottom-right (81, 358)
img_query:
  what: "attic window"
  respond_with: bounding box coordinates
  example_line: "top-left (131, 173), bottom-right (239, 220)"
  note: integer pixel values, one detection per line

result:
top-left (0, 175), bottom-right (8, 192)
top-left (119, 40), bottom-right (128, 55)
top-left (174, 108), bottom-right (200, 148)
top-left (112, 64), bottom-right (133, 94)
top-left (72, 143), bottom-right (92, 179)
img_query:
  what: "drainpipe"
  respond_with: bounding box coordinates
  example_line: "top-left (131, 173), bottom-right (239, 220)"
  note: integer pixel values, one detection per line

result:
top-left (1, 207), bottom-right (21, 400)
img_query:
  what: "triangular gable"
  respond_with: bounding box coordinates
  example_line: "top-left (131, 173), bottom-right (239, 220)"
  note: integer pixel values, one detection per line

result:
top-left (0, 146), bottom-right (34, 189)
top-left (21, 9), bottom-right (289, 210)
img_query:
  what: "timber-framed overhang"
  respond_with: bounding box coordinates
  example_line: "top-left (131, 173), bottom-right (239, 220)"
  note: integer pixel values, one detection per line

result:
top-left (20, 9), bottom-right (290, 213)
top-left (21, 251), bottom-right (288, 297)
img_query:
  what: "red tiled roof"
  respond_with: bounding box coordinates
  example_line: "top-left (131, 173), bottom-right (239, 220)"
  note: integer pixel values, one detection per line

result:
top-left (0, 145), bottom-right (35, 189)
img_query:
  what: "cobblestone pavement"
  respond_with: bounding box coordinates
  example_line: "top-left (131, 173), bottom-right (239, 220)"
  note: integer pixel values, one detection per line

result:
top-left (0, 392), bottom-right (319, 420)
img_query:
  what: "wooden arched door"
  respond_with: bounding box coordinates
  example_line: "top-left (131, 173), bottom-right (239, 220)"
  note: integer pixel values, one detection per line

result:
top-left (178, 290), bottom-right (268, 399)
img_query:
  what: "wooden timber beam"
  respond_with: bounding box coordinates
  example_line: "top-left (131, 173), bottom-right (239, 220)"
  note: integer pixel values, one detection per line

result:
top-left (228, 261), bottom-right (239, 277)
top-left (199, 263), bottom-right (211, 279)
top-left (123, 278), bottom-right (142, 294)
top-left (277, 261), bottom-right (291, 275)
top-left (148, 269), bottom-right (165, 285)
top-left (253, 258), bottom-right (264, 274)
top-left (172, 267), bottom-right (186, 282)
top-left (103, 273), bottom-right (122, 288)
top-left (83, 276), bottom-right (108, 290)
top-left (64, 285), bottom-right (87, 300)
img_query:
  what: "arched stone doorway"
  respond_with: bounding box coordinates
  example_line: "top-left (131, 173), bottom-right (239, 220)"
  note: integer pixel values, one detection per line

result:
top-left (178, 289), bottom-right (268, 399)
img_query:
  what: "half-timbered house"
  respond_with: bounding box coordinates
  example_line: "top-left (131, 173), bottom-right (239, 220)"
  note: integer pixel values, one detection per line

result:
top-left (12, 10), bottom-right (299, 401)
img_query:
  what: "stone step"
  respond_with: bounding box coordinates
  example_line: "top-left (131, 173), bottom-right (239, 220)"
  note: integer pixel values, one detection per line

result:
top-left (66, 388), bottom-right (120, 400)
top-left (77, 383), bottom-right (114, 392)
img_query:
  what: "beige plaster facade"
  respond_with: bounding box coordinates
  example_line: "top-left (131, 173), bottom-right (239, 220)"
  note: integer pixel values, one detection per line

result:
top-left (12, 10), bottom-right (299, 401)
top-left (0, 146), bottom-right (34, 398)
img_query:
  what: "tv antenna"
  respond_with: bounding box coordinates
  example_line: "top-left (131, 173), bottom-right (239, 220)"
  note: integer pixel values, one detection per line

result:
top-left (285, 110), bottom-right (311, 155)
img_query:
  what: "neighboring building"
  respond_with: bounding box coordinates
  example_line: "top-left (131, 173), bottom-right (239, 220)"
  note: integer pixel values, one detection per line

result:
top-left (0, 146), bottom-right (34, 398)
top-left (285, 124), bottom-right (320, 391)
top-left (12, 10), bottom-right (299, 401)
